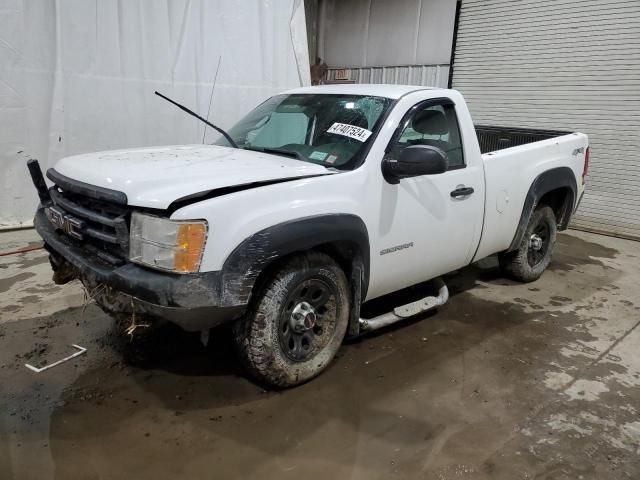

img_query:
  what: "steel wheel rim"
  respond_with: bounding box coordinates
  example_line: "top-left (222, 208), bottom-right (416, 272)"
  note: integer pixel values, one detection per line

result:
top-left (278, 277), bottom-right (337, 362)
top-left (527, 221), bottom-right (550, 267)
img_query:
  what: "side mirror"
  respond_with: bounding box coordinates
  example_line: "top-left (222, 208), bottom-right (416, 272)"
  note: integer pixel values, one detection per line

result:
top-left (382, 145), bottom-right (448, 184)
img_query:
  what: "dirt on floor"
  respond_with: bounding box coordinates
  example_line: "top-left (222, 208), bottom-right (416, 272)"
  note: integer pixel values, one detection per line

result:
top-left (0, 229), bottom-right (639, 480)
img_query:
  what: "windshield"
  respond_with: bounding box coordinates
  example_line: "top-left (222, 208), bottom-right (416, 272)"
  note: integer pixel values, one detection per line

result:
top-left (215, 94), bottom-right (393, 169)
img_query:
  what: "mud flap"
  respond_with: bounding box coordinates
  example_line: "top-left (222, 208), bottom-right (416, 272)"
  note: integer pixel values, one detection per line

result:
top-left (348, 264), bottom-right (363, 337)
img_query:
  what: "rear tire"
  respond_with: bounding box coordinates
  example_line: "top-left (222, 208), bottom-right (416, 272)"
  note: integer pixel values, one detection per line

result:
top-left (499, 205), bottom-right (557, 282)
top-left (232, 251), bottom-right (350, 388)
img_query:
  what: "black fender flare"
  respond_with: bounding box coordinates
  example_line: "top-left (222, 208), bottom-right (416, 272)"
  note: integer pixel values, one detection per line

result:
top-left (507, 167), bottom-right (577, 252)
top-left (220, 214), bottom-right (370, 310)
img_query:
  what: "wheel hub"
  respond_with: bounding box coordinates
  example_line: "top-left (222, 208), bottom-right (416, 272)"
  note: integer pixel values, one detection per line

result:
top-left (529, 233), bottom-right (543, 251)
top-left (279, 278), bottom-right (336, 362)
top-left (290, 301), bottom-right (317, 333)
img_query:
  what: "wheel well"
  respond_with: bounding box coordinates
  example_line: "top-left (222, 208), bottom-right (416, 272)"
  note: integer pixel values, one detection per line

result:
top-left (248, 241), bottom-right (364, 303)
top-left (315, 241), bottom-right (363, 283)
top-left (538, 187), bottom-right (574, 230)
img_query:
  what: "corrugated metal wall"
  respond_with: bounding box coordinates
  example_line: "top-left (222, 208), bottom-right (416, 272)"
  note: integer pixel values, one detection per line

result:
top-left (317, 0), bottom-right (455, 89)
top-left (319, 0), bottom-right (457, 68)
top-left (326, 64), bottom-right (450, 87)
top-left (452, 0), bottom-right (640, 240)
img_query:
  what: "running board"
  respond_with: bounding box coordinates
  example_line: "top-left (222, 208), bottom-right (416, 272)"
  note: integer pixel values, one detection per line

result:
top-left (359, 278), bottom-right (449, 332)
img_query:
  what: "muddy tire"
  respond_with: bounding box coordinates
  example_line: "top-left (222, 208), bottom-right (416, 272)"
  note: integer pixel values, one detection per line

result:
top-left (232, 251), bottom-right (350, 388)
top-left (499, 205), bottom-right (557, 283)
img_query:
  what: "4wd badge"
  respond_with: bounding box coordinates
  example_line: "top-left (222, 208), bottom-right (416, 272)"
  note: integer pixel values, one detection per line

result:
top-left (45, 206), bottom-right (85, 240)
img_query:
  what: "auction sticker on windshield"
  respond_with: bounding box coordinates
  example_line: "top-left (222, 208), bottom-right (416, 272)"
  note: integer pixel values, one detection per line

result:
top-left (309, 151), bottom-right (328, 161)
top-left (327, 123), bottom-right (372, 142)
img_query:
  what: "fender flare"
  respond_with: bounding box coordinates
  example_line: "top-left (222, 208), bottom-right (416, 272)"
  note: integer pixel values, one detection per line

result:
top-left (507, 167), bottom-right (577, 252)
top-left (220, 214), bottom-right (370, 307)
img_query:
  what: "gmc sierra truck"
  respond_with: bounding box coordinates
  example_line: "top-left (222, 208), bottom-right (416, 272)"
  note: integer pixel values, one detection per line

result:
top-left (28, 84), bottom-right (589, 387)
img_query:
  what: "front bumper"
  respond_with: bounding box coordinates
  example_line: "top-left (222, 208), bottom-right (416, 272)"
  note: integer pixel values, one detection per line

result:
top-left (35, 208), bottom-right (245, 331)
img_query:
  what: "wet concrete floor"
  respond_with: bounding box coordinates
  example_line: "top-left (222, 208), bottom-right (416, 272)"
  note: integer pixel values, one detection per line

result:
top-left (1, 229), bottom-right (639, 479)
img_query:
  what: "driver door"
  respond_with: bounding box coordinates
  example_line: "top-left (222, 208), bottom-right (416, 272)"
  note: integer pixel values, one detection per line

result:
top-left (371, 98), bottom-right (484, 299)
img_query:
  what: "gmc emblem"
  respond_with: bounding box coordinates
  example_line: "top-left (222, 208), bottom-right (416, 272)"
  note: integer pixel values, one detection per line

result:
top-left (45, 206), bottom-right (84, 240)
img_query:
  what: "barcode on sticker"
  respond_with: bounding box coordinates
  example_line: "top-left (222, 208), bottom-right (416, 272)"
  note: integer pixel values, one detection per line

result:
top-left (327, 123), bottom-right (372, 142)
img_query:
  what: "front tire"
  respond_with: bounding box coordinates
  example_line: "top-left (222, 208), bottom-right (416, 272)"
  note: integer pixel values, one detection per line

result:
top-left (232, 252), bottom-right (350, 388)
top-left (499, 205), bottom-right (557, 282)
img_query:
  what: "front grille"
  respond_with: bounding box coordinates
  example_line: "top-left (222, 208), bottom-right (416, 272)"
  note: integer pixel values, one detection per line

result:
top-left (48, 186), bottom-right (131, 265)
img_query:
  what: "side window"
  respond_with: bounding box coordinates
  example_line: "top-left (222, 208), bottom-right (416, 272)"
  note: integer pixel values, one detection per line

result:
top-left (390, 102), bottom-right (465, 169)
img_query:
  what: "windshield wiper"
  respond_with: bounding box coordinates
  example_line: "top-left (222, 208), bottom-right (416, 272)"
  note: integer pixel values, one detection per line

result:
top-left (243, 146), bottom-right (306, 162)
top-left (154, 91), bottom-right (238, 148)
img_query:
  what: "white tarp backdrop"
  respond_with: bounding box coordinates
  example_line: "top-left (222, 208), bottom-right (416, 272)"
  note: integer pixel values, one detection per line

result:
top-left (0, 0), bottom-right (310, 229)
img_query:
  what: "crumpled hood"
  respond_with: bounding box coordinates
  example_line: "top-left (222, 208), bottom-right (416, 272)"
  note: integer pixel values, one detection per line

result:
top-left (52, 144), bottom-right (332, 209)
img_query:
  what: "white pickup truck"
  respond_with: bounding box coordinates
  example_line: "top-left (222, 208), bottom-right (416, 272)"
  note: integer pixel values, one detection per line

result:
top-left (29, 84), bottom-right (589, 387)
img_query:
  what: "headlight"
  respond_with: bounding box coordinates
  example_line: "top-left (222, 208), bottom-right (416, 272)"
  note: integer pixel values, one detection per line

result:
top-left (129, 212), bottom-right (208, 273)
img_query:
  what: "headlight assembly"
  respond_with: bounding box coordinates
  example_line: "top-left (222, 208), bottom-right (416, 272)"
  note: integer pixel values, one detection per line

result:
top-left (129, 212), bottom-right (208, 273)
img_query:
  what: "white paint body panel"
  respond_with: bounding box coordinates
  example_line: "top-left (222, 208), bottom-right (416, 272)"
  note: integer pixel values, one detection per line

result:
top-left (52, 85), bottom-right (588, 302)
top-left (475, 134), bottom-right (588, 260)
top-left (53, 145), bottom-right (331, 209)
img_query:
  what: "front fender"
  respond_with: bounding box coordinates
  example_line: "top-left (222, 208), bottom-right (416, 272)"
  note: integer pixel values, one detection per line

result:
top-left (219, 214), bottom-right (370, 306)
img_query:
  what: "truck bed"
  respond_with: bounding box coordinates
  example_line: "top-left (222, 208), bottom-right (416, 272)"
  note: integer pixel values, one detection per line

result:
top-left (475, 125), bottom-right (572, 154)
top-left (473, 126), bottom-right (587, 263)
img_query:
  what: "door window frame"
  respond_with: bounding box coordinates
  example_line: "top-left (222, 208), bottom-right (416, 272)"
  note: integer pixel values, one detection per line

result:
top-left (384, 97), bottom-right (466, 171)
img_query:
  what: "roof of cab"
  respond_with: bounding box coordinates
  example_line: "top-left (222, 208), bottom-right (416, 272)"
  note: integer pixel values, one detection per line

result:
top-left (282, 83), bottom-right (442, 99)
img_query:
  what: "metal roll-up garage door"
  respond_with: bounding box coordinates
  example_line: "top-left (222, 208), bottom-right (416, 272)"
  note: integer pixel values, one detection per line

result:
top-left (451, 0), bottom-right (640, 240)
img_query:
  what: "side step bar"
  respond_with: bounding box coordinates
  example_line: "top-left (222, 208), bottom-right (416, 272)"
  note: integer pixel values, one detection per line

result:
top-left (359, 278), bottom-right (449, 332)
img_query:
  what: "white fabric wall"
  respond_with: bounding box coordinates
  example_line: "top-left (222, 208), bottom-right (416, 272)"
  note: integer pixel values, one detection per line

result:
top-left (319, 0), bottom-right (456, 67)
top-left (0, 0), bottom-right (310, 229)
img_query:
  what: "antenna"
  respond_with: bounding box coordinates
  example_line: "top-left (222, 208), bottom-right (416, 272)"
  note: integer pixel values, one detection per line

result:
top-left (202, 56), bottom-right (223, 143)
top-left (155, 91), bottom-right (238, 148)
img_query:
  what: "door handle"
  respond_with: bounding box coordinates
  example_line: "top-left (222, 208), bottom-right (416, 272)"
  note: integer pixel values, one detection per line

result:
top-left (450, 186), bottom-right (474, 198)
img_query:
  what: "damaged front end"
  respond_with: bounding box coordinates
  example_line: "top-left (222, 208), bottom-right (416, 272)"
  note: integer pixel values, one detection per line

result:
top-left (28, 160), bottom-right (246, 333)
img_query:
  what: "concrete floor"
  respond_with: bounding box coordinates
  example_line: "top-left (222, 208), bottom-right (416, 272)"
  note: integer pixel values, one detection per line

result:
top-left (1, 228), bottom-right (639, 479)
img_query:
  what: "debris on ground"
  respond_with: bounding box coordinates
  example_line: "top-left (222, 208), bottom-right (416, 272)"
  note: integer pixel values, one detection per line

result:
top-left (24, 344), bottom-right (87, 373)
